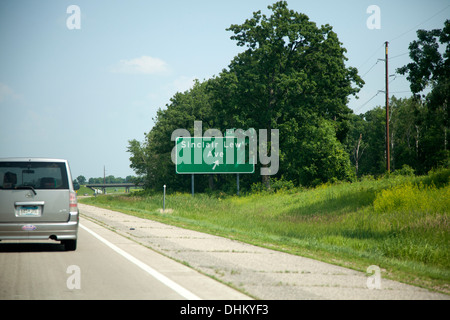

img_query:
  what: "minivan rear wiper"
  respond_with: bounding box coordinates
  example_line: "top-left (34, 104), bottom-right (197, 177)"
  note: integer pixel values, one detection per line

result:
top-left (15, 186), bottom-right (37, 195)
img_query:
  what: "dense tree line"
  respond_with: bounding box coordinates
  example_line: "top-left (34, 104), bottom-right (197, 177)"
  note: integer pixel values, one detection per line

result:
top-left (128, 2), bottom-right (449, 193)
top-left (346, 19), bottom-right (449, 178)
top-left (74, 175), bottom-right (136, 185)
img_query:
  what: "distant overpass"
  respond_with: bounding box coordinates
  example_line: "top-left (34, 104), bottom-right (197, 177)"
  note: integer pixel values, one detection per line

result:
top-left (85, 183), bottom-right (142, 194)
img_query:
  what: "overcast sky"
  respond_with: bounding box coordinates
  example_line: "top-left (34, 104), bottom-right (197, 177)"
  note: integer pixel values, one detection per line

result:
top-left (1, 0), bottom-right (449, 180)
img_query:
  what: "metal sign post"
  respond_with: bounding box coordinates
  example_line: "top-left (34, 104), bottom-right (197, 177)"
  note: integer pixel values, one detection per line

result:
top-left (163, 185), bottom-right (166, 210)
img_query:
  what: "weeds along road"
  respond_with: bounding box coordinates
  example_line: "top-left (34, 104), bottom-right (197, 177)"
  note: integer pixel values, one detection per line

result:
top-left (76, 204), bottom-right (448, 300)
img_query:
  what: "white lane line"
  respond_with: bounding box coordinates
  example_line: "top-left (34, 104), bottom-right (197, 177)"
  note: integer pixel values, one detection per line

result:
top-left (79, 223), bottom-right (201, 300)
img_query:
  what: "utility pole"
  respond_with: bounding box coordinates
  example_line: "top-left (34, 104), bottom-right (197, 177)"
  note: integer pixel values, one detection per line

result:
top-left (385, 41), bottom-right (390, 173)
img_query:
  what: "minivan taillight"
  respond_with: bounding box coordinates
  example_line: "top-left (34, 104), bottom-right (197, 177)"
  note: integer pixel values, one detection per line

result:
top-left (70, 192), bottom-right (78, 210)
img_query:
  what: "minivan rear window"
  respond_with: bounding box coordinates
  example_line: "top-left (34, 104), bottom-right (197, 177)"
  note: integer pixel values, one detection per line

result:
top-left (0, 162), bottom-right (69, 190)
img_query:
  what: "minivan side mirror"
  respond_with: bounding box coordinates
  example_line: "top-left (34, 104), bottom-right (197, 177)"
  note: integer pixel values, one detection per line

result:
top-left (73, 182), bottom-right (80, 191)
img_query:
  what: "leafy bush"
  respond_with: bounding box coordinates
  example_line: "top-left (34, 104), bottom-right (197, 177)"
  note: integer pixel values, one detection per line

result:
top-left (250, 177), bottom-right (296, 193)
top-left (392, 164), bottom-right (415, 176)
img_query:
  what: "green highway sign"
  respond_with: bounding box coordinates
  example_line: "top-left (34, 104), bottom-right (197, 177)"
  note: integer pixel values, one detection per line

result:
top-left (175, 137), bottom-right (255, 174)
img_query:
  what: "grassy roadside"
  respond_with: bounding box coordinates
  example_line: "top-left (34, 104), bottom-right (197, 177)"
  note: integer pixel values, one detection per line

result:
top-left (79, 169), bottom-right (449, 294)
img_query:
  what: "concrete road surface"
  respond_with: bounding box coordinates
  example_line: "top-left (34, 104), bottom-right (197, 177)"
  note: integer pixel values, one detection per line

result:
top-left (77, 204), bottom-right (448, 300)
top-left (1, 203), bottom-right (448, 300)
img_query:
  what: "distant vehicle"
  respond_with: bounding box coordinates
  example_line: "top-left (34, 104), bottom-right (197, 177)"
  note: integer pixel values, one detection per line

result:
top-left (0, 158), bottom-right (79, 250)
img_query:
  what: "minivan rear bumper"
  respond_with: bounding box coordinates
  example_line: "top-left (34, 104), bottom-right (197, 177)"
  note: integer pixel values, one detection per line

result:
top-left (0, 212), bottom-right (78, 241)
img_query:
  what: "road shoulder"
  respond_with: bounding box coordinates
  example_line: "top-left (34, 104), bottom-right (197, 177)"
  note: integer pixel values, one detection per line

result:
top-left (79, 203), bottom-right (449, 300)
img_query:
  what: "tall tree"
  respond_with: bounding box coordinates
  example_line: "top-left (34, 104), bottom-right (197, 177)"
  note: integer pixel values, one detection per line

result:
top-left (128, 1), bottom-right (364, 190)
top-left (389, 96), bottom-right (422, 171)
top-left (128, 79), bottom-right (219, 191)
top-left (76, 175), bottom-right (86, 185)
top-left (224, 1), bottom-right (362, 186)
top-left (347, 107), bottom-right (387, 177)
top-left (397, 20), bottom-right (449, 171)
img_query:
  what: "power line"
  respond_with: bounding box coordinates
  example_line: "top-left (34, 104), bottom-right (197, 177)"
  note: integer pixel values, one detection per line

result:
top-left (357, 3), bottom-right (449, 81)
top-left (389, 4), bottom-right (450, 43)
top-left (357, 43), bottom-right (385, 71)
top-left (390, 52), bottom-right (409, 60)
top-left (354, 90), bottom-right (383, 114)
top-left (389, 74), bottom-right (398, 84)
top-left (361, 60), bottom-right (381, 78)
top-left (355, 75), bottom-right (411, 113)
top-left (353, 5), bottom-right (450, 116)
top-left (390, 91), bottom-right (411, 94)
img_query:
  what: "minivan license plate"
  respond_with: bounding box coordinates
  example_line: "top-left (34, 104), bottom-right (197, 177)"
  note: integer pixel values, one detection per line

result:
top-left (17, 206), bottom-right (41, 217)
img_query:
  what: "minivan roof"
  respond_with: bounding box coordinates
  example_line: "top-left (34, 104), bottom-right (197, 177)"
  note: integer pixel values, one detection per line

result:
top-left (0, 158), bottom-right (68, 162)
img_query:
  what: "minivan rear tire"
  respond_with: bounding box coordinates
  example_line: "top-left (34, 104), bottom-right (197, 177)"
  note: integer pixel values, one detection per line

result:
top-left (62, 239), bottom-right (77, 251)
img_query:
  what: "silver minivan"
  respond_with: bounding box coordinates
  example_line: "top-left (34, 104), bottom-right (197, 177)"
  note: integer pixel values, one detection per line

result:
top-left (0, 158), bottom-right (79, 250)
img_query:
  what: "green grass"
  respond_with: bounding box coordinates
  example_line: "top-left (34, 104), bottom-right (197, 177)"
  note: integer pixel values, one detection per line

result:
top-left (79, 169), bottom-right (450, 294)
top-left (76, 185), bottom-right (95, 196)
